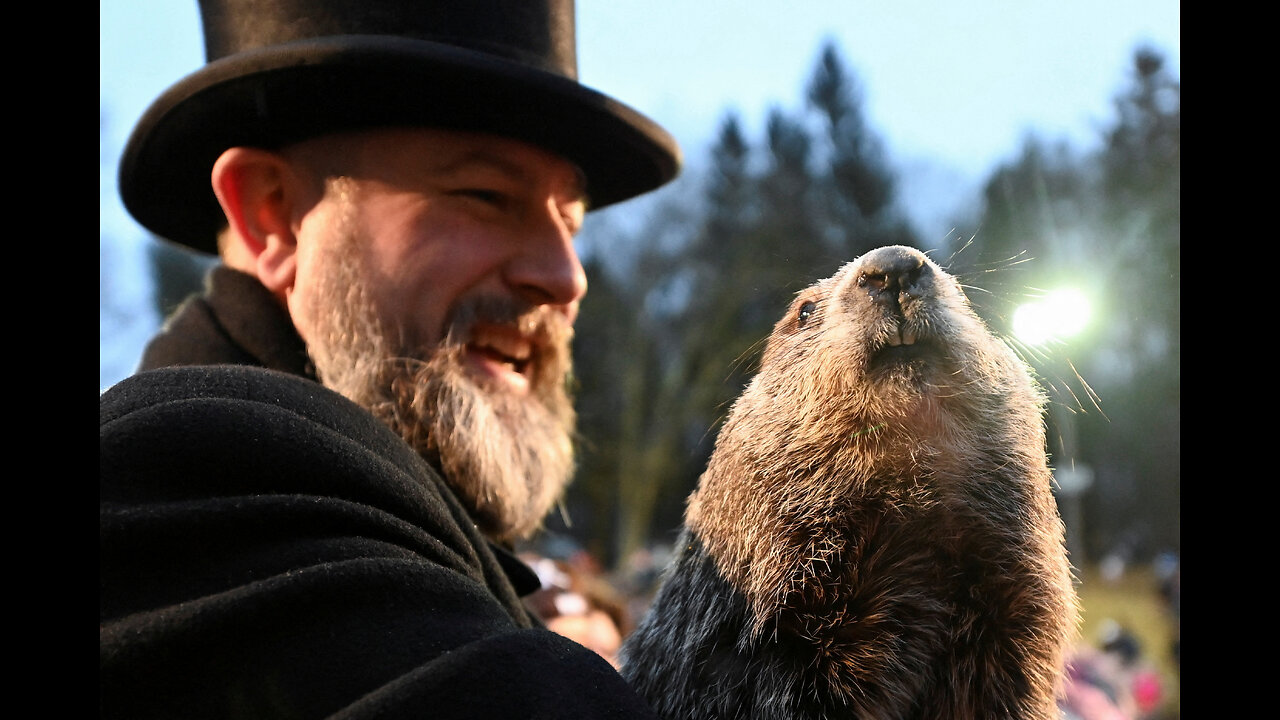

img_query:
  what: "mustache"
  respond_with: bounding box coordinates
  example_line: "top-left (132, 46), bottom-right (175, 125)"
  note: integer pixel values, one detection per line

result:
top-left (426, 294), bottom-right (576, 400)
top-left (440, 295), bottom-right (575, 351)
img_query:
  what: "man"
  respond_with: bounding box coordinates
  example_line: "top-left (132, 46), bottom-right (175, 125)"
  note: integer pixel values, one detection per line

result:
top-left (100, 1), bottom-right (680, 717)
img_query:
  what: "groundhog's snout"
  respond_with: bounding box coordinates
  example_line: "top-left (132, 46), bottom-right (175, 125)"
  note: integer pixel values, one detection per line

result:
top-left (854, 245), bottom-right (934, 310)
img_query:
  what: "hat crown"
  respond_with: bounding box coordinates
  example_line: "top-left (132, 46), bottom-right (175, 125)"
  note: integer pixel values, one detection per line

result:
top-left (198, 0), bottom-right (577, 79)
top-left (122, 0), bottom-right (680, 253)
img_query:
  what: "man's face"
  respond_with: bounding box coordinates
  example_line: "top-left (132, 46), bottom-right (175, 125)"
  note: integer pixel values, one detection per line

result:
top-left (284, 127), bottom-right (589, 542)
top-left (288, 128), bottom-right (588, 384)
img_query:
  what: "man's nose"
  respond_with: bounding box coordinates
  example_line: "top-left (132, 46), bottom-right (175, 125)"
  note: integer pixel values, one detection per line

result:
top-left (504, 199), bottom-right (589, 312)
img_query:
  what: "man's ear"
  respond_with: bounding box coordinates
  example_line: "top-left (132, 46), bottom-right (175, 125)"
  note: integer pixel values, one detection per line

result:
top-left (210, 147), bottom-right (306, 295)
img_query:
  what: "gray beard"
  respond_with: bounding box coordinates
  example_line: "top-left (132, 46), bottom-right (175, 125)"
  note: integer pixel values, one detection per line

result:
top-left (297, 209), bottom-right (577, 544)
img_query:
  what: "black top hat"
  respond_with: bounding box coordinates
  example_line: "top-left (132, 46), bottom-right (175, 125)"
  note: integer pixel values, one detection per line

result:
top-left (119, 0), bottom-right (683, 254)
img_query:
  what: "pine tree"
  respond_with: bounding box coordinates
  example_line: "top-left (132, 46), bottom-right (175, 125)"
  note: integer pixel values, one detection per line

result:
top-left (958, 46), bottom-right (1180, 562)
top-left (1076, 47), bottom-right (1180, 561)
top-left (806, 40), bottom-right (917, 257)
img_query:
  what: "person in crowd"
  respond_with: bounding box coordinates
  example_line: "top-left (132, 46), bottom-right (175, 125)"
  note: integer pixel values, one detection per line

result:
top-left (521, 551), bottom-right (631, 669)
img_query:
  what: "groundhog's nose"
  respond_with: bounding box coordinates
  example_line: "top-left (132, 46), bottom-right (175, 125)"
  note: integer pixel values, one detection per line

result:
top-left (856, 245), bottom-right (932, 304)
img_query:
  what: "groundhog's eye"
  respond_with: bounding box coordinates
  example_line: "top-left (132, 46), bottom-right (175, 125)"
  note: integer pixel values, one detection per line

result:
top-left (797, 301), bottom-right (817, 327)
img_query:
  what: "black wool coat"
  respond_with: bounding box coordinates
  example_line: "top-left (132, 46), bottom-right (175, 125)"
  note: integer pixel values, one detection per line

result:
top-left (100, 266), bottom-right (658, 719)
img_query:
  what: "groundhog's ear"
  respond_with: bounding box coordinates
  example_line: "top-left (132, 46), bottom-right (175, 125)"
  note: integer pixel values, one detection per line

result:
top-left (211, 147), bottom-right (299, 294)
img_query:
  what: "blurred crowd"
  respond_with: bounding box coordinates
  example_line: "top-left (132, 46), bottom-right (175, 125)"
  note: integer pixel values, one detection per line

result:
top-left (519, 536), bottom-right (1180, 720)
top-left (519, 548), bottom-right (635, 669)
top-left (1060, 621), bottom-right (1171, 720)
top-left (1060, 551), bottom-right (1180, 720)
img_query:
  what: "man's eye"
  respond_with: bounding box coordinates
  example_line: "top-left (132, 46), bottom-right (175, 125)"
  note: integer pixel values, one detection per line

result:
top-left (453, 189), bottom-right (506, 205)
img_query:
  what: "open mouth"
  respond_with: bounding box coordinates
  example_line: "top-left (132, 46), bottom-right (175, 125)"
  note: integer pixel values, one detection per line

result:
top-left (868, 321), bottom-right (940, 368)
top-left (873, 342), bottom-right (933, 363)
top-left (465, 325), bottom-right (534, 391)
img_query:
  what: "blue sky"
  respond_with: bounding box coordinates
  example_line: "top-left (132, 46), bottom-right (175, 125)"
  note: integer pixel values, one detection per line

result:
top-left (101, 1), bottom-right (1180, 180)
top-left (100, 1), bottom-right (1179, 388)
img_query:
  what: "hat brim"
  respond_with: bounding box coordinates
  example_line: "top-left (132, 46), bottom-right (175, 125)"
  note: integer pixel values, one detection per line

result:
top-left (119, 36), bottom-right (682, 254)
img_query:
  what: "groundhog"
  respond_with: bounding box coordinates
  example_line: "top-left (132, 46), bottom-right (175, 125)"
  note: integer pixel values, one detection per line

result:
top-left (620, 245), bottom-right (1078, 719)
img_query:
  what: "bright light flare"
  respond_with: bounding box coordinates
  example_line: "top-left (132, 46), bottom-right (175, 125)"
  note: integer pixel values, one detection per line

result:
top-left (1012, 288), bottom-right (1091, 345)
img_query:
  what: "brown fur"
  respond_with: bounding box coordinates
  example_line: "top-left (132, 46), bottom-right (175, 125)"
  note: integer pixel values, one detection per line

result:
top-left (622, 246), bottom-right (1078, 719)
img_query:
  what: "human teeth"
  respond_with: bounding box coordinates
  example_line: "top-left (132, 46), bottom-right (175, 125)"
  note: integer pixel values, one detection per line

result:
top-left (473, 328), bottom-right (531, 362)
